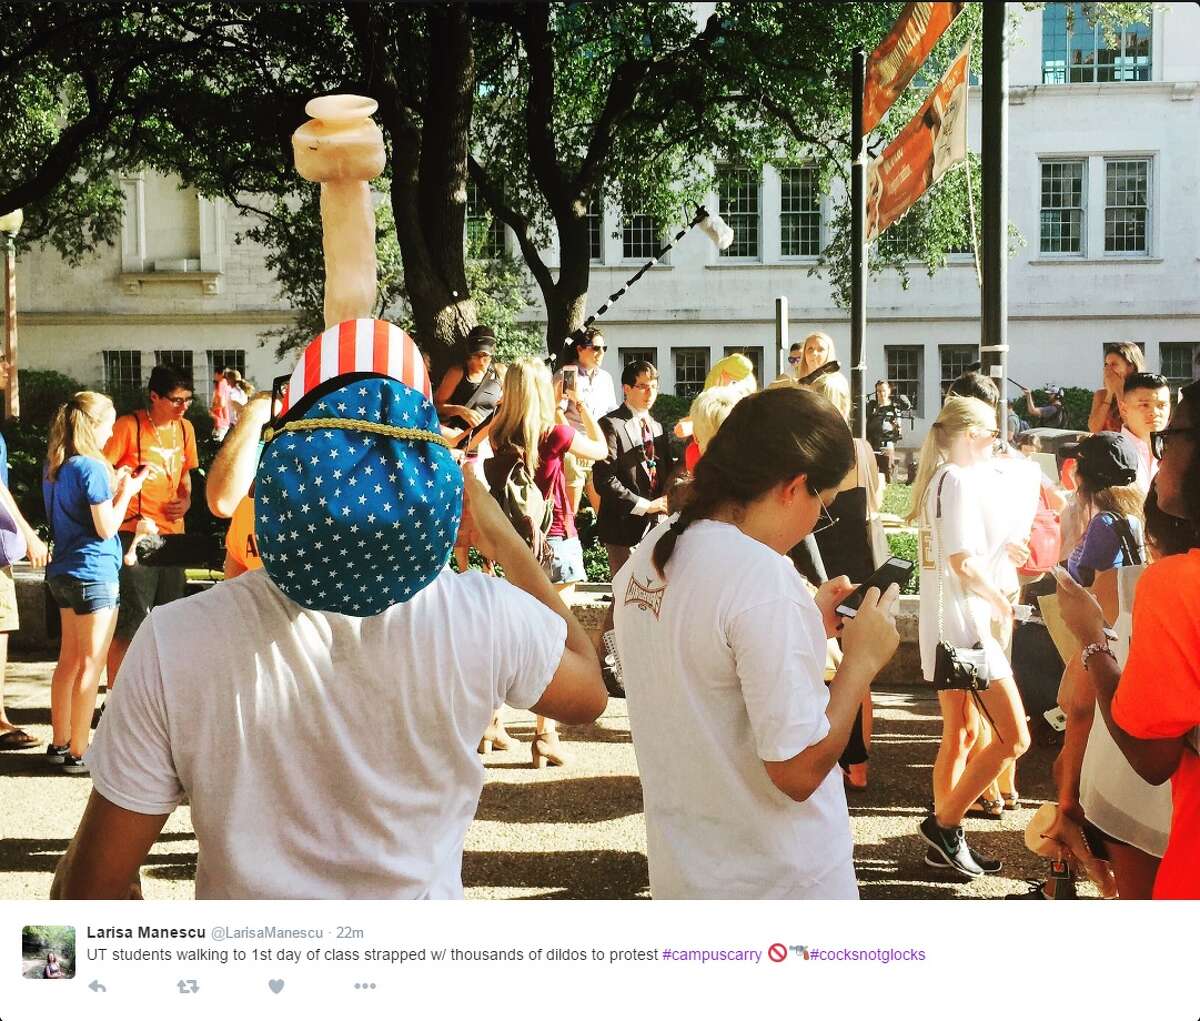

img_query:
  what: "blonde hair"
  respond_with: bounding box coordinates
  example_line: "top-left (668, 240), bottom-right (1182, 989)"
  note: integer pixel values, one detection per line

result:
top-left (905, 396), bottom-right (997, 524)
top-left (802, 331), bottom-right (837, 367)
top-left (806, 371), bottom-right (851, 422)
top-left (704, 353), bottom-right (757, 393)
top-left (46, 391), bottom-right (115, 483)
top-left (224, 368), bottom-right (254, 396)
top-left (489, 357), bottom-right (555, 475)
top-left (690, 385), bottom-right (746, 454)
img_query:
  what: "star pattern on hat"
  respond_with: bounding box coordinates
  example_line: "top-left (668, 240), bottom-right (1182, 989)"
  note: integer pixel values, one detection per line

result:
top-left (256, 377), bottom-right (463, 616)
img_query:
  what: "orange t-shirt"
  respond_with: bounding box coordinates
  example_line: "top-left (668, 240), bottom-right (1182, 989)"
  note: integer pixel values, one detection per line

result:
top-left (1112, 550), bottom-right (1200, 899)
top-left (103, 411), bottom-right (199, 535)
top-left (225, 494), bottom-right (263, 574)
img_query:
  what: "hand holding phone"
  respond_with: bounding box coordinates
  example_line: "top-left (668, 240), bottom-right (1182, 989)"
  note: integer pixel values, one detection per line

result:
top-left (836, 557), bottom-right (915, 619)
top-left (563, 366), bottom-right (578, 399)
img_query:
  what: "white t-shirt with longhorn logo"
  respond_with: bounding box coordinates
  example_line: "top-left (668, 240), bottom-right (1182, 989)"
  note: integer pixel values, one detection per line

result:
top-left (613, 518), bottom-right (856, 900)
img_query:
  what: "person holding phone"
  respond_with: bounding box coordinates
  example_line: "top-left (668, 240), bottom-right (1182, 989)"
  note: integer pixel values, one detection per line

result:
top-left (554, 327), bottom-right (618, 515)
top-left (43, 392), bottom-right (146, 774)
top-left (906, 397), bottom-right (1032, 878)
top-left (614, 387), bottom-right (900, 899)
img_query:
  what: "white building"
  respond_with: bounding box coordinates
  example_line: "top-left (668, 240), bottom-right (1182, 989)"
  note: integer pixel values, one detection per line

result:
top-left (10, 3), bottom-right (1200, 438)
top-left (517, 2), bottom-right (1200, 439)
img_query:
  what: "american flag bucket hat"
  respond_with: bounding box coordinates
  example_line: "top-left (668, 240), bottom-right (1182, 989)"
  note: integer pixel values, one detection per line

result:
top-left (256, 319), bottom-right (462, 615)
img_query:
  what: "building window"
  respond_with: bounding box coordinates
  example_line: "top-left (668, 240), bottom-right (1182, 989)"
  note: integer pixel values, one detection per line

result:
top-left (1042, 3), bottom-right (1152, 84)
top-left (939, 345), bottom-right (977, 399)
top-left (206, 349), bottom-right (247, 400)
top-left (622, 214), bottom-right (660, 261)
top-left (466, 181), bottom-right (505, 259)
top-left (779, 167), bottom-right (821, 258)
top-left (885, 346), bottom-right (923, 417)
top-left (1160, 343), bottom-right (1199, 394)
top-left (587, 194), bottom-right (602, 263)
top-left (673, 348), bottom-right (709, 399)
top-left (1040, 159), bottom-right (1085, 255)
top-left (619, 347), bottom-right (657, 370)
top-left (102, 350), bottom-right (143, 396)
top-left (723, 346), bottom-right (763, 384)
top-left (717, 166), bottom-right (761, 259)
top-left (1104, 158), bottom-right (1150, 255)
top-left (155, 350), bottom-right (195, 393)
top-left (876, 211), bottom-right (922, 259)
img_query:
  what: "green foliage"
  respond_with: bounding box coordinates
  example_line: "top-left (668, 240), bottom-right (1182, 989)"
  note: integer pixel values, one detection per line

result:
top-left (886, 529), bottom-right (920, 594)
top-left (881, 482), bottom-right (913, 518)
top-left (465, 253), bottom-right (545, 363)
top-left (1024, 385), bottom-right (1092, 431)
top-left (21, 925), bottom-right (75, 955)
top-left (583, 537), bottom-right (611, 583)
top-left (14, 370), bottom-right (84, 429)
top-left (649, 393), bottom-right (691, 441)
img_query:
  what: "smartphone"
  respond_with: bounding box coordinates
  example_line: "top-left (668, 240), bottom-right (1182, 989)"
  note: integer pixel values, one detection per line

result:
top-left (130, 463), bottom-right (151, 479)
top-left (835, 556), bottom-right (914, 618)
top-left (563, 365), bottom-right (577, 394)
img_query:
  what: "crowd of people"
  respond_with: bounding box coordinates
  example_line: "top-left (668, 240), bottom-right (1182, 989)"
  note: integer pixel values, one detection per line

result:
top-left (0, 322), bottom-right (1194, 904)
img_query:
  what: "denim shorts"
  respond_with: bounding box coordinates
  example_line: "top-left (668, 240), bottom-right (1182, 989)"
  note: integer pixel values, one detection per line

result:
top-left (547, 535), bottom-right (587, 585)
top-left (47, 575), bottom-right (120, 615)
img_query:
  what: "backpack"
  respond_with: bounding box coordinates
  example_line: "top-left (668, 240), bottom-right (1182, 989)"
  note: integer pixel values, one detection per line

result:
top-left (484, 445), bottom-right (554, 572)
top-left (1018, 481), bottom-right (1062, 578)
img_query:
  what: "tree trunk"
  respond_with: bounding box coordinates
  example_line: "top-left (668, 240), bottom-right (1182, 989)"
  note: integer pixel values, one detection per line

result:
top-left (543, 205), bottom-right (592, 359)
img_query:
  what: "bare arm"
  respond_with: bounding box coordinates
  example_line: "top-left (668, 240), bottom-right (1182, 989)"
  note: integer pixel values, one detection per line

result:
top-left (0, 480), bottom-right (48, 566)
top-left (89, 474), bottom-right (143, 540)
top-left (207, 394), bottom-right (272, 517)
top-left (763, 586), bottom-right (900, 802)
top-left (568, 400), bottom-right (608, 461)
top-left (948, 551), bottom-right (1012, 621)
top-left (462, 473), bottom-right (606, 724)
top-left (51, 791), bottom-right (167, 899)
top-left (1088, 389), bottom-right (1113, 434)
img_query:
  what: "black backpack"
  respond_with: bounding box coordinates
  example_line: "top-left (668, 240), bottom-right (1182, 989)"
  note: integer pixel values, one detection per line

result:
top-left (484, 445), bottom-right (554, 572)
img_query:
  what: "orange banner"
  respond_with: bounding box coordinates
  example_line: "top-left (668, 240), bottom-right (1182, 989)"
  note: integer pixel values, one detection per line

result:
top-left (863, 2), bottom-right (965, 135)
top-left (866, 43), bottom-right (970, 242)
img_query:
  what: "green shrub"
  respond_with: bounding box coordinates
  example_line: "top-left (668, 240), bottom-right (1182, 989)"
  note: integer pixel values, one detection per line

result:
top-left (583, 537), bottom-right (611, 582)
top-left (886, 529), bottom-right (920, 594)
top-left (881, 482), bottom-right (912, 517)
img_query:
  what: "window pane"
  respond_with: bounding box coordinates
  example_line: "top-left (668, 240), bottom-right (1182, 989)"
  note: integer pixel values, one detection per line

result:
top-left (619, 347), bottom-right (657, 369)
top-left (1040, 161), bottom-right (1085, 254)
top-left (1120, 23), bottom-right (1152, 80)
top-left (939, 345), bottom-right (977, 398)
top-left (1160, 343), bottom-right (1199, 393)
top-left (780, 167), bottom-right (821, 257)
top-left (1042, 3), bottom-right (1068, 83)
top-left (1104, 159), bottom-right (1148, 254)
top-left (623, 214), bottom-right (660, 260)
top-left (717, 166), bottom-right (760, 258)
top-left (1069, 2), bottom-right (1097, 83)
top-left (466, 181), bottom-right (505, 259)
top-left (673, 348), bottom-right (709, 399)
top-left (885, 346), bottom-right (923, 416)
top-left (206, 349), bottom-right (248, 400)
top-left (103, 350), bottom-right (142, 396)
top-left (155, 350), bottom-right (194, 392)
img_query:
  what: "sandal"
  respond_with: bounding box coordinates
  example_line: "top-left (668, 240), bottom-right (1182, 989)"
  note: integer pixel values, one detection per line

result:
top-left (1000, 790), bottom-right (1020, 811)
top-left (968, 797), bottom-right (1004, 820)
top-left (0, 728), bottom-right (38, 751)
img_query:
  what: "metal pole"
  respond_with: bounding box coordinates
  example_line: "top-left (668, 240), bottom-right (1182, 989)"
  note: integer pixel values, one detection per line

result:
top-left (851, 48), bottom-right (867, 439)
top-left (3, 234), bottom-right (16, 421)
top-left (981, 2), bottom-right (1008, 441)
top-left (775, 296), bottom-right (788, 380)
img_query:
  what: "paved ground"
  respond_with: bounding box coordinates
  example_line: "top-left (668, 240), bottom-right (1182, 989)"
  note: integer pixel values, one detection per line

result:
top-left (0, 659), bottom-right (1081, 900)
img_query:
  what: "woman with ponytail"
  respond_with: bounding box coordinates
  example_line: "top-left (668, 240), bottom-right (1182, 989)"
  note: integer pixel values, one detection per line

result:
top-left (43, 392), bottom-right (146, 774)
top-left (907, 397), bottom-right (1031, 878)
top-left (613, 387), bottom-right (901, 899)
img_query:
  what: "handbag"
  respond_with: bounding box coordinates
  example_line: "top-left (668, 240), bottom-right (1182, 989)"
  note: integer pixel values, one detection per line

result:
top-left (930, 473), bottom-right (992, 693)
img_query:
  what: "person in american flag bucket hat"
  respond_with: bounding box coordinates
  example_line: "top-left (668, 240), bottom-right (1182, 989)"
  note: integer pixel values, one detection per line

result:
top-left (256, 318), bottom-right (462, 615)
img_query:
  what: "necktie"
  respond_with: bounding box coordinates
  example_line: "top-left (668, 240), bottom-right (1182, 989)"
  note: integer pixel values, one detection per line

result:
top-left (641, 418), bottom-right (658, 493)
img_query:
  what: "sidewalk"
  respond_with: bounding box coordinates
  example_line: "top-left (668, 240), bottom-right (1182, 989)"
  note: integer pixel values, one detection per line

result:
top-left (0, 660), bottom-right (1073, 900)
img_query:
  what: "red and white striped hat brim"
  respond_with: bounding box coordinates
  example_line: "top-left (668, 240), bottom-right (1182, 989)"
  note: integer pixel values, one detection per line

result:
top-left (280, 318), bottom-right (430, 415)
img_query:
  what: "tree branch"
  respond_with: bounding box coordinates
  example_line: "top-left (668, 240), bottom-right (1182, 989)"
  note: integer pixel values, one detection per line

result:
top-left (467, 155), bottom-right (555, 301)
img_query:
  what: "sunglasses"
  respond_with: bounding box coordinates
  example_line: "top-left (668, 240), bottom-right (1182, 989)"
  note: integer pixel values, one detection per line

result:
top-left (809, 487), bottom-right (839, 535)
top-left (1151, 426), bottom-right (1198, 460)
top-left (788, 355), bottom-right (804, 365)
top-left (586, 345), bottom-right (607, 352)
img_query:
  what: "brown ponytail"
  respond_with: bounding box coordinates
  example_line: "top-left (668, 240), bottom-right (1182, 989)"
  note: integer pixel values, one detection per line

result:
top-left (651, 386), bottom-right (853, 578)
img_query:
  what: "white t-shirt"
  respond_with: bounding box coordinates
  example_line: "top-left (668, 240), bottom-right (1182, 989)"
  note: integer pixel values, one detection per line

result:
top-left (613, 519), bottom-right (856, 900)
top-left (918, 463), bottom-right (1012, 682)
top-left (86, 568), bottom-right (566, 899)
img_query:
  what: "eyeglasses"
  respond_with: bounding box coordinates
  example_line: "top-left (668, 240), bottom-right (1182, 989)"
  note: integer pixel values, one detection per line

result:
top-left (809, 487), bottom-right (839, 535)
top-left (1150, 427), bottom-right (1198, 460)
top-left (630, 382), bottom-right (658, 392)
top-left (158, 395), bottom-right (194, 407)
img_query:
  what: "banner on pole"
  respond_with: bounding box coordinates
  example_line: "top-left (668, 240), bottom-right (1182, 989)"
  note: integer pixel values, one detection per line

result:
top-left (866, 42), bottom-right (970, 243)
top-left (863, 2), bottom-right (965, 135)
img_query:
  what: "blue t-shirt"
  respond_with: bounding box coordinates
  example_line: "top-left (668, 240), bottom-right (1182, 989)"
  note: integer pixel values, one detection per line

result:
top-left (44, 456), bottom-right (120, 583)
top-left (0, 429), bottom-right (8, 488)
top-left (1068, 511), bottom-right (1143, 587)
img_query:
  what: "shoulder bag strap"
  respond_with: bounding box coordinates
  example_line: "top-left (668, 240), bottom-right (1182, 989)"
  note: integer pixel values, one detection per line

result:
top-left (933, 469), bottom-right (949, 643)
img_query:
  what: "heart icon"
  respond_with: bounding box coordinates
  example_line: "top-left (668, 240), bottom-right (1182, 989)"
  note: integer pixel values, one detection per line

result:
top-left (269, 979), bottom-right (285, 994)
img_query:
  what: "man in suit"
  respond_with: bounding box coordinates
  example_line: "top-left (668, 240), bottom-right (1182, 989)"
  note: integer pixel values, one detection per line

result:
top-left (595, 358), bottom-right (677, 586)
